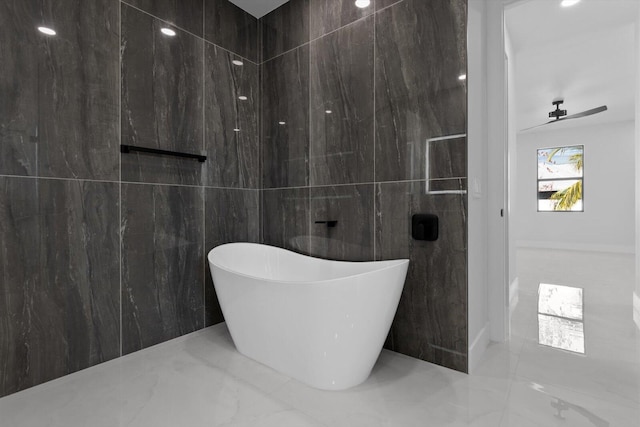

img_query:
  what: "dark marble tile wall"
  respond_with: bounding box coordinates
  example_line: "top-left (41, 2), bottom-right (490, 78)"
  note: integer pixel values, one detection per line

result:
top-left (204, 188), bottom-right (260, 325)
top-left (0, 177), bottom-right (120, 398)
top-left (259, 0), bottom-right (469, 373)
top-left (205, 45), bottom-right (259, 188)
top-left (309, 17), bottom-right (374, 186)
top-left (309, 185), bottom-right (374, 261)
top-left (121, 4), bottom-right (204, 186)
top-left (1, 0), bottom-right (263, 398)
top-left (375, 0), bottom-right (467, 182)
top-left (262, 188), bottom-right (310, 253)
top-left (261, 0), bottom-right (310, 61)
top-left (309, 0), bottom-right (374, 39)
top-left (0, 0), bottom-right (119, 180)
top-left (205, 0), bottom-right (259, 62)
top-left (262, 45), bottom-right (310, 188)
top-left (376, 181), bottom-right (467, 372)
top-left (121, 184), bottom-right (205, 354)
top-left (376, 0), bottom-right (403, 11)
top-left (123, 0), bottom-right (204, 37)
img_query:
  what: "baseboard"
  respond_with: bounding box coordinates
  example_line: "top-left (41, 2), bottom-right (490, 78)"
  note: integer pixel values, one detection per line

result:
top-left (516, 240), bottom-right (634, 254)
top-left (634, 292), bottom-right (640, 331)
top-left (468, 323), bottom-right (490, 374)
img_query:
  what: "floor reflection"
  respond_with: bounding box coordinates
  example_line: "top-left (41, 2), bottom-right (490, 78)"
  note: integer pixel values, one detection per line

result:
top-left (537, 283), bottom-right (585, 354)
top-left (530, 382), bottom-right (609, 427)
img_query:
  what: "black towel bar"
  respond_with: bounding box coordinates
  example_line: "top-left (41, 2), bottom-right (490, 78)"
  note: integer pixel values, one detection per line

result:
top-left (120, 144), bottom-right (207, 162)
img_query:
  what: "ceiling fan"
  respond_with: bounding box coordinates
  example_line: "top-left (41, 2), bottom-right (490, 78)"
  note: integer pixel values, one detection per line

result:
top-left (521, 99), bottom-right (608, 132)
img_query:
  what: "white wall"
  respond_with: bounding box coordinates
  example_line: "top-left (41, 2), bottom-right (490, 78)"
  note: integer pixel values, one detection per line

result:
top-left (515, 120), bottom-right (635, 253)
top-left (467, 0), bottom-right (490, 372)
top-left (634, 8), bottom-right (640, 330)
top-left (505, 24), bottom-right (519, 309)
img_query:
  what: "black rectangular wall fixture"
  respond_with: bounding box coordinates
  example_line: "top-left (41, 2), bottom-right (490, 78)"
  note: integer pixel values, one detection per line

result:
top-left (412, 214), bottom-right (439, 241)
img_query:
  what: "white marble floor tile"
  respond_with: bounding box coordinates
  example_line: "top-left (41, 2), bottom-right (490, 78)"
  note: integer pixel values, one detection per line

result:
top-left (0, 249), bottom-right (638, 427)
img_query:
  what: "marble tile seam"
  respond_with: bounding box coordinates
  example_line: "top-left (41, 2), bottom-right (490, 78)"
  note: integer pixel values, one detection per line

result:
top-left (118, 0), bottom-right (124, 359)
top-left (372, 5), bottom-right (377, 261)
top-left (0, 174), bottom-right (263, 191)
top-left (119, 0), bottom-right (259, 65)
top-left (262, 178), bottom-right (468, 191)
top-left (0, 174), bottom-right (120, 184)
top-left (202, 1), bottom-right (207, 329)
top-left (259, 0), bottom-right (405, 65)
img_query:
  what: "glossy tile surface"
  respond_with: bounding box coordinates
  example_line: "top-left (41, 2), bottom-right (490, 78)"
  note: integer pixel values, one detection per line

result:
top-left (204, 188), bottom-right (260, 326)
top-left (121, 4), bottom-right (204, 186)
top-left (204, 0), bottom-right (258, 62)
top-left (375, 0), bottom-right (467, 182)
top-left (0, 177), bottom-right (120, 398)
top-left (261, 0), bottom-right (310, 61)
top-left (309, 17), bottom-right (374, 186)
top-left (0, 0), bottom-right (119, 180)
top-left (123, 0), bottom-right (204, 37)
top-left (205, 45), bottom-right (259, 188)
top-left (262, 46), bottom-right (310, 188)
top-left (377, 181), bottom-right (468, 372)
top-left (261, 188), bottom-right (310, 253)
top-left (121, 183), bottom-right (204, 355)
top-left (309, 185), bottom-right (374, 261)
top-left (376, 0), bottom-right (403, 11)
top-left (309, 0), bottom-right (373, 39)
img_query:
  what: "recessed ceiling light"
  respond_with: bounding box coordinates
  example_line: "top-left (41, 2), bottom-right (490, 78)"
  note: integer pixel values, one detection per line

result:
top-left (238, 95), bottom-right (248, 101)
top-left (561, 0), bottom-right (581, 7)
top-left (37, 26), bottom-right (56, 36)
top-left (325, 110), bottom-right (332, 114)
top-left (458, 74), bottom-right (467, 81)
top-left (161, 27), bottom-right (176, 36)
top-left (232, 59), bottom-right (244, 66)
top-left (278, 121), bottom-right (286, 125)
top-left (355, 0), bottom-right (371, 8)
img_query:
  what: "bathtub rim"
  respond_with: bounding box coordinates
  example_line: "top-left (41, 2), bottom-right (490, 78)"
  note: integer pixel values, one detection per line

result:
top-left (207, 242), bottom-right (409, 285)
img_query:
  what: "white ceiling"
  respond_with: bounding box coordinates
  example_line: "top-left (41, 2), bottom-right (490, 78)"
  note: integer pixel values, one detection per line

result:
top-left (505, 0), bottom-right (638, 133)
top-left (229, 0), bottom-right (290, 18)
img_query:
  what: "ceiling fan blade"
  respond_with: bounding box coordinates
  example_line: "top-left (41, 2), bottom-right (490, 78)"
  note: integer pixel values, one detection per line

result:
top-left (519, 105), bottom-right (608, 132)
top-left (520, 122), bottom-right (551, 132)
top-left (561, 105), bottom-right (607, 120)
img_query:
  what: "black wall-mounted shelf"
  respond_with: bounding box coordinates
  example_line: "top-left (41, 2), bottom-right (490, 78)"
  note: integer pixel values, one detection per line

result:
top-left (120, 144), bottom-right (207, 163)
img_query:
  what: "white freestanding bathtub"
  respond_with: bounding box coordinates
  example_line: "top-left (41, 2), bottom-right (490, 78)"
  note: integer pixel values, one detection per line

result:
top-left (207, 243), bottom-right (409, 390)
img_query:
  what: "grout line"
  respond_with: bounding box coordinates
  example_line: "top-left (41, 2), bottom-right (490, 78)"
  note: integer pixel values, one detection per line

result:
top-left (202, 0), bottom-right (207, 329)
top-left (118, 0), bottom-right (123, 359)
top-left (0, 174), bottom-right (264, 193)
top-left (260, 0), bottom-right (405, 65)
top-left (119, 180), bottom-right (206, 189)
top-left (373, 1), bottom-right (377, 261)
top-left (307, 16), bottom-right (312, 253)
top-left (0, 173), bottom-right (464, 190)
top-left (120, 0), bottom-right (258, 65)
top-left (261, 178), bottom-right (468, 192)
top-left (0, 174), bottom-right (121, 184)
top-left (202, 38), bottom-right (259, 66)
